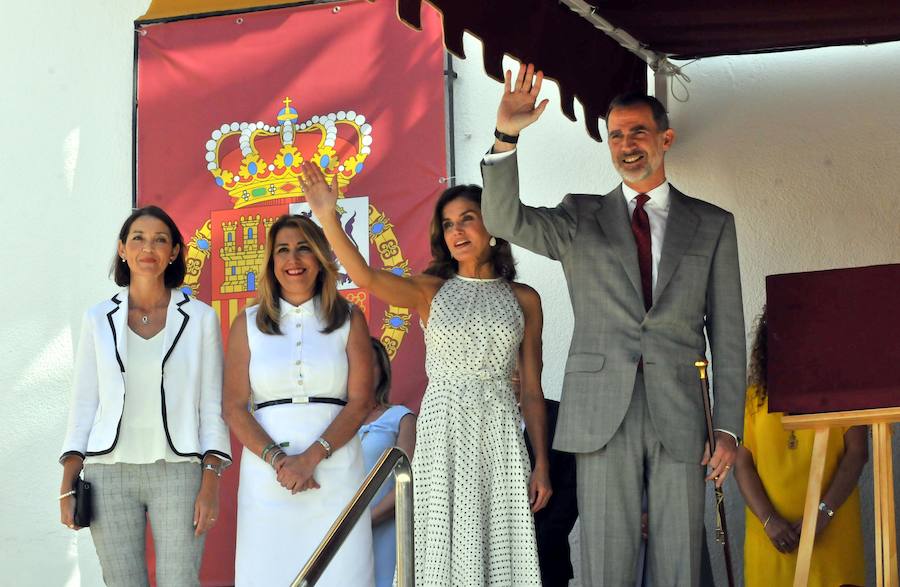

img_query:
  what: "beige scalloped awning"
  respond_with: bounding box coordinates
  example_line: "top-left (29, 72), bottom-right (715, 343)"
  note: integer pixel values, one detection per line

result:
top-left (138, 0), bottom-right (302, 22)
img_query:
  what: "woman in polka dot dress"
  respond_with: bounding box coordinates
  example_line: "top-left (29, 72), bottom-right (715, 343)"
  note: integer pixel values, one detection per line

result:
top-left (302, 162), bottom-right (551, 585)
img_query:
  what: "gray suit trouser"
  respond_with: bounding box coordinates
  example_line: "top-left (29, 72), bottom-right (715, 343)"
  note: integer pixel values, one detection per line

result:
top-left (84, 461), bottom-right (204, 587)
top-left (576, 370), bottom-right (705, 587)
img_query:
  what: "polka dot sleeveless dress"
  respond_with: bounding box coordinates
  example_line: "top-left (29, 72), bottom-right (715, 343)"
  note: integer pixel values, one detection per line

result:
top-left (412, 275), bottom-right (541, 586)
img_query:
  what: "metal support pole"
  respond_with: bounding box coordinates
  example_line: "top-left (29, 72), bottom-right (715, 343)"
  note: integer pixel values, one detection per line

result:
top-left (292, 447), bottom-right (415, 587)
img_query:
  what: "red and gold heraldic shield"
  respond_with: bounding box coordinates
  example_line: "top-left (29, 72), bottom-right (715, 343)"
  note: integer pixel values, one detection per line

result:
top-left (136, 2), bottom-right (445, 583)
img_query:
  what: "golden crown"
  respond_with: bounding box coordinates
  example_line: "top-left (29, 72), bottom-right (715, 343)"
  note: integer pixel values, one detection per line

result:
top-left (205, 97), bottom-right (373, 208)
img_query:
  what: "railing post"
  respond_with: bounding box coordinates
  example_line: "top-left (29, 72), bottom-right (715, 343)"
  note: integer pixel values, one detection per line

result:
top-left (394, 458), bottom-right (415, 587)
top-left (291, 447), bottom-right (414, 587)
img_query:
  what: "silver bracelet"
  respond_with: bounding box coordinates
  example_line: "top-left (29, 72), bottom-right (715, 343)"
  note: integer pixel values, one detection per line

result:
top-left (818, 501), bottom-right (834, 518)
top-left (202, 463), bottom-right (222, 478)
top-left (316, 437), bottom-right (333, 459)
top-left (58, 490), bottom-right (76, 500)
top-left (269, 448), bottom-right (286, 469)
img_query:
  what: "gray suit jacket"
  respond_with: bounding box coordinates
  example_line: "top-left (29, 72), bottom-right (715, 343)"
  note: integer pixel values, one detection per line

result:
top-left (481, 152), bottom-right (746, 463)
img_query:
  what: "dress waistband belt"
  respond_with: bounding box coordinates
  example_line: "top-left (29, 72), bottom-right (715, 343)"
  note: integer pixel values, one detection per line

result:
top-left (254, 397), bottom-right (347, 410)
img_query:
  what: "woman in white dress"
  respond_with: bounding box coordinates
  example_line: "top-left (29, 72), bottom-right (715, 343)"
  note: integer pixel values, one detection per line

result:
top-left (223, 214), bottom-right (375, 586)
top-left (301, 162), bottom-right (552, 586)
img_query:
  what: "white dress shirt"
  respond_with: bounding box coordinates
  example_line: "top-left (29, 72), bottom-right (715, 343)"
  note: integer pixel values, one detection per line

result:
top-left (621, 181), bottom-right (671, 294)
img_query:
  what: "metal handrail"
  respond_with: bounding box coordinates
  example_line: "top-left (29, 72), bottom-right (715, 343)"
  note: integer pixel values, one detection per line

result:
top-left (291, 446), bottom-right (415, 587)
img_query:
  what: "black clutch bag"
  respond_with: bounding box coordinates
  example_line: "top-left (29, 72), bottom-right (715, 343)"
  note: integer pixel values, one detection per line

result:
top-left (73, 477), bottom-right (92, 527)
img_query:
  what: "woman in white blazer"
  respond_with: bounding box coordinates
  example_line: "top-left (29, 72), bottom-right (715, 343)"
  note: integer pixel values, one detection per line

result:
top-left (58, 206), bottom-right (231, 587)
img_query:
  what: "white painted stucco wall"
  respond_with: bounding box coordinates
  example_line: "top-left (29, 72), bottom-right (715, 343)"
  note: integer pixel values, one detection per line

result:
top-left (2, 1), bottom-right (898, 585)
top-left (1, 0), bottom-right (148, 584)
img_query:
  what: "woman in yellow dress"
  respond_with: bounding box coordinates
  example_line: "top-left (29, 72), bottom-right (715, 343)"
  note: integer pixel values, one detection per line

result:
top-left (735, 309), bottom-right (867, 586)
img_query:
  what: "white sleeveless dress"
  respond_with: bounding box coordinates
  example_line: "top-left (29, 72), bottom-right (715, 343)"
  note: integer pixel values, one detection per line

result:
top-left (235, 298), bottom-right (374, 586)
top-left (413, 276), bottom-right (541, 585)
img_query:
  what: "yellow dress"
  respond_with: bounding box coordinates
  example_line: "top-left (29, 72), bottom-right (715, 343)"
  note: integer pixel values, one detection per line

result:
top-left (742, 387), bottom-right (864, 587)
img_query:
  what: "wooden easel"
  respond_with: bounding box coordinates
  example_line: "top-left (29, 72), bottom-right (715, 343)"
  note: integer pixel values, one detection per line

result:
top-left (782, 407), bottom-right (900, 587)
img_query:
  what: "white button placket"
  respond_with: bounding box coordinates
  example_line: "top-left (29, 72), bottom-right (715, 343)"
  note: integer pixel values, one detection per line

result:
top-left (294, 308), bottom-right (304, 393)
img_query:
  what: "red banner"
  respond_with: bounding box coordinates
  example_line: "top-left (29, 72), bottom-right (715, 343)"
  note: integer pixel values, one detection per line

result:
top-left (136, 2), bottom-right (445, 583)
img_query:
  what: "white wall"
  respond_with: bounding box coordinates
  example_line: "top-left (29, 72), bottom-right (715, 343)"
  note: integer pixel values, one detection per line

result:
top-left (451, 33), bottom-right (900, 585)
top-left (663, 42), bottom-right (900, 587)
top-left (1, 0), bottom-right (149, 584)
top-left (3, 1), bottom-right (898, 584)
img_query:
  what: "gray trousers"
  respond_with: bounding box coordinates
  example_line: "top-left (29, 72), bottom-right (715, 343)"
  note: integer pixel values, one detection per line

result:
top-left (576, 370), bottom-right (705, 587)
top-left (83, 461), bottom-right (205, 587)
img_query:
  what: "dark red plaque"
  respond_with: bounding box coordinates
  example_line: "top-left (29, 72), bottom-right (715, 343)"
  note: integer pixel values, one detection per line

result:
top-left (767, 263), bottom-right (900, 414)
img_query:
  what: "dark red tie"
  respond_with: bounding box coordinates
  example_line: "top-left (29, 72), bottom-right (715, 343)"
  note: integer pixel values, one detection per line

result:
top-left (630, 193), bottom-right (652, 311)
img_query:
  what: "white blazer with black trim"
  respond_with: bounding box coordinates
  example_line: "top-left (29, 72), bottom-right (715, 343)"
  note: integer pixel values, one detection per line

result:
top-left (60, 289), bottom-right (232, 463)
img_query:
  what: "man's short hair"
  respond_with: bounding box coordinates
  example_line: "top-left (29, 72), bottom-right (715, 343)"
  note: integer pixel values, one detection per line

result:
top-left (605, 93), bottom-right (669, 132)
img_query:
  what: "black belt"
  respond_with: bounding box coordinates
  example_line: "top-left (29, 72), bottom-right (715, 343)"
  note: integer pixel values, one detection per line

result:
top-left (254, 397), bottom-right (347, 410)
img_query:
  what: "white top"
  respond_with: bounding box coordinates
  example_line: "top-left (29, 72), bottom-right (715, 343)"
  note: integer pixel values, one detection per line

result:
top-left (246, 298), bottom-right (351, 405)
top-left (61, 290), bottom-right (231, 464)
top-left (87, 327), bottom-right (195, 464)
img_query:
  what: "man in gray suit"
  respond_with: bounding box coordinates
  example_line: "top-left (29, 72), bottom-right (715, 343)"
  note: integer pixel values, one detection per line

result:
top-left (481, 64), bottom-right (746, 586)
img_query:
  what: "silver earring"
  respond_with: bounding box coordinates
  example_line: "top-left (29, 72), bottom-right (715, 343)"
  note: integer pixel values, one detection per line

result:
top-left (168, 260), bottom-right (173, 265)
top-left (489, 236), bottom-right (497, 247)
top-left (120, 257), bottom-right (126, 263)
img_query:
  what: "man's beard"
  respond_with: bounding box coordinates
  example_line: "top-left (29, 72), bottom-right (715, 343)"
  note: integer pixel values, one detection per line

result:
top-left (614, 160), bottom-right (654, 183)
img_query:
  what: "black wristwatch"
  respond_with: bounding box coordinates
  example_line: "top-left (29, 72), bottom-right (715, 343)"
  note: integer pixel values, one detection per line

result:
top-left (494, 128), bottom-right (519, 144)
